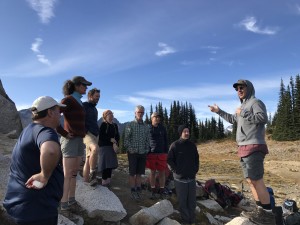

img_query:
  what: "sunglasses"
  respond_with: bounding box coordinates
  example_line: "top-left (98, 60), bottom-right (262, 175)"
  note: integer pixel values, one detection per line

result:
top-left (235, 86), bottom-right (245, 91)
top-left (137, 111), bottom-right (144, 114)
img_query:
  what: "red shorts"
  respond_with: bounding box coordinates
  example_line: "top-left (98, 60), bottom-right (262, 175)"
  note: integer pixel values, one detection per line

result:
top-left (146, 153), bottom-right (167, 171)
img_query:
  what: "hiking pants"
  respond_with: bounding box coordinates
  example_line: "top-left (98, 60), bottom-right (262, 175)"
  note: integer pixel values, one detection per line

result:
top-left (175, 179), bottom-right (196, 224)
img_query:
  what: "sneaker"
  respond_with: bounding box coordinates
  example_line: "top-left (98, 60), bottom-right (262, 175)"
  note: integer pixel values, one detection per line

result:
top-left (59, 207), bottom-right (79, 223)
top-left (89, 171), bottom-right (98, 186)
top-left (241, 207), bottom-right (276, 225)
top-left (69, 201), bottom-right (85, 214)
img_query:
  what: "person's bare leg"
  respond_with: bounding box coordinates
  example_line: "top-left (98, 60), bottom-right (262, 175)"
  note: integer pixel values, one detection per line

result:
top-left (247, 178), bottom-right (270, 204)
top-left (83, 155), bottom-right (90, 182)
top-left (129, 175), bottom-right (136, 189)
top-left (69, 156), bottom-right (82, 199)
top-left (136, 174), bottom-right (142, 188)
top-left (89, 143), bottom-right (99, 171)
top-left (158, 170), bottom-right (166, 188)
top-left (150, 170), bottom-right (156, 188)
top-left (61, 157), bottom-right (78, 205)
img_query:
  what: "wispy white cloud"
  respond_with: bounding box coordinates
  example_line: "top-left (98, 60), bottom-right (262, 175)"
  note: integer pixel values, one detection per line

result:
top-left (155, 42), bottom-right (176, 56)
top-left (296, 4), bottom-right (300, 14)
top-left (238, 16), bottom-right (278, 35)
top-left (37, 54), bottom-right (51, 65)
top-left (30, 38), bottom-right (51, 66)
top-left (31, 38), bottom-right (42, 53)
top-left (201, 45), bottom-right (221, 54)
top-left (26, 0), bottom-right (57, 24)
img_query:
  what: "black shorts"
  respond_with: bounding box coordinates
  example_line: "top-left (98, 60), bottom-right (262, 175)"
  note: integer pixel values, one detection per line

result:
top-left (127, 153), bottom-right (147, 176)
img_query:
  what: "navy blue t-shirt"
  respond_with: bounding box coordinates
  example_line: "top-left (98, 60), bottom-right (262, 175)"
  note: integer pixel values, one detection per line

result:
top-left (3, 123), bottom-right (64, 223)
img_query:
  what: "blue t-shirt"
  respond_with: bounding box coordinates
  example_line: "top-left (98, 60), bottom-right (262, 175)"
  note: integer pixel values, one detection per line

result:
top-left (3, 123), bottom-right (64, 223)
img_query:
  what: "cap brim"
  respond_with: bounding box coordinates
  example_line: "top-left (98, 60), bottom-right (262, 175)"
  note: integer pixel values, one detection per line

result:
top-left (57, 103), bottom-right (66, 108)
top-left (82, 81), bottom-right (92, 86)
top-left (233, 82), bottom-right (246, 88)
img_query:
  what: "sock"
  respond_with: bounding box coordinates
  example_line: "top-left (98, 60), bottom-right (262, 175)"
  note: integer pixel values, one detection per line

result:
top-left (68, 197), bottom-right (76, 205)
top-left (261, 203), bottom-right (272, 210)
top-left (256, 201), bottom-right (262, 207)
top-left (61, 201), bottom-right (69, 209)
top-left (131, 187), bottom-right (136, 192)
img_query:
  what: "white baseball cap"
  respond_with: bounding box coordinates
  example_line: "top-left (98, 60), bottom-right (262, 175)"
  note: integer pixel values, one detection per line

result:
top-left (31, 96), bottom-right (66, 113)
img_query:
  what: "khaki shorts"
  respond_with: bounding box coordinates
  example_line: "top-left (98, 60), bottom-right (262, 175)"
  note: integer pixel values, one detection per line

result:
top-left (60, 136), bottom-right (84, 157)
top-left (83, 132), bottom-right (99, 157)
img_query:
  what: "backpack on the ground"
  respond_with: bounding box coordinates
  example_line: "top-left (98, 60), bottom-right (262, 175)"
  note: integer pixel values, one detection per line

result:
top-left (204, 179), bottom-right (243, 208)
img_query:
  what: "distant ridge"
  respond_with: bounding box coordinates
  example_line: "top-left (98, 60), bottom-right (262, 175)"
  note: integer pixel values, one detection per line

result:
top-left (18, 108), bottom-right (129, 134)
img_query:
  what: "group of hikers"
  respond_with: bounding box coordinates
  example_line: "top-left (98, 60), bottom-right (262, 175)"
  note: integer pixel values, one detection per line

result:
top-left (2, 76), bottom-right (277, 225)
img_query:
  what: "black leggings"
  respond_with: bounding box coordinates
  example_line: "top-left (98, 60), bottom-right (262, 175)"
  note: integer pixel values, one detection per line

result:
top-left (102, 168), bottom-right (112, 180)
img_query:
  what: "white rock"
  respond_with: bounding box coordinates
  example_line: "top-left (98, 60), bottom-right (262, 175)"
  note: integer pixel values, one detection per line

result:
top-left (75, 178), bottom-right (127, 222)
top-left (129, 199), bottom-right (173, 225)
top-left (197, 199), bottom-right (224, 212)
top-left (225, 217), bottom-right (256, 225)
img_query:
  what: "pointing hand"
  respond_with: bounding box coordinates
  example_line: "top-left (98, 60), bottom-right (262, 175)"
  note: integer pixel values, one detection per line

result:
top-left (208, 104), bottom-right (219, 113)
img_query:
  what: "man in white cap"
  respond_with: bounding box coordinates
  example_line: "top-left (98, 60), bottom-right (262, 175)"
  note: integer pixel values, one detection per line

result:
top-left (3, 96), bottom-right (65, 225)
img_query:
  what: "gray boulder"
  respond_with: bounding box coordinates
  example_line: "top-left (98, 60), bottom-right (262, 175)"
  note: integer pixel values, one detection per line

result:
top-left (0, 79), bottom-right (22, 136)
top-left (75, 178), bottom-right (127, 222)
top-left (156, 217), bottom-right (181, 225)
top-left (0, 154), bottom-right (11, 202)
top-left (129, 199), bottom-right (173, 225)
top-left (19, 109), bottom-right (32, 129)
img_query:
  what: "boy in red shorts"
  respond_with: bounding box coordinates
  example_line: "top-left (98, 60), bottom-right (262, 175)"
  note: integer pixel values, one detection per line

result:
top-left (146, 112), bottom-right (169, 199)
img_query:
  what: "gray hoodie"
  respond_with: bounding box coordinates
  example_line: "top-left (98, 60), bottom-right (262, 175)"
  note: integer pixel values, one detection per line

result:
top-left (217, 80), bottom-right (268, 145)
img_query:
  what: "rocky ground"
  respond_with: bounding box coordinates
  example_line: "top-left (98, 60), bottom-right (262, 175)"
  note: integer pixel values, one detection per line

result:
top-left (0, 133), bottom-right (299, 224)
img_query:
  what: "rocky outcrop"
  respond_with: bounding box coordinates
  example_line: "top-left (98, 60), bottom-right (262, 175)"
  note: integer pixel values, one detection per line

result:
top-left (18, 109), bottom-right (32, 129)
top-left (0, 79), bottom-right (22, 136)
top-left (0, 153), bottom-right (11, 202)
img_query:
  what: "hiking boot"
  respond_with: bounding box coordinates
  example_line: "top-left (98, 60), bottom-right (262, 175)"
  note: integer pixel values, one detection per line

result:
top-left (241, 207), bottom-right (276, 225)
top-left (131, 190), bottom-right (140, 200)
top-left (69, 201), bottom-right (85, 214)
top-left (159, 188), bottom-right (170, 199)
top-left (89, 170), bottom-right (98, 186)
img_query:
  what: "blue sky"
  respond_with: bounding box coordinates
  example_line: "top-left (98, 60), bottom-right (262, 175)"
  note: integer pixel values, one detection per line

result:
top-left (1, 0), bottom-right (300, 126)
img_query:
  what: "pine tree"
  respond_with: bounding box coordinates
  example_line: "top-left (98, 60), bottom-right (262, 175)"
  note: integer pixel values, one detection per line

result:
top-left (293, 74), bottom-right (300, 139)
top-left (272, 79), bottom-right (293, 140)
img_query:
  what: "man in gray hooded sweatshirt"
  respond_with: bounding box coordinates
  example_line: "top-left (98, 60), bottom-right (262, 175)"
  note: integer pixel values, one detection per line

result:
top-left (209, 80), bottom-right (275, 225)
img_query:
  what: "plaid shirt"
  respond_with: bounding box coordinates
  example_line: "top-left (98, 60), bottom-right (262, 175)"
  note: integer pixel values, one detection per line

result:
top-left (124, 119), bottom-right (150, 154)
